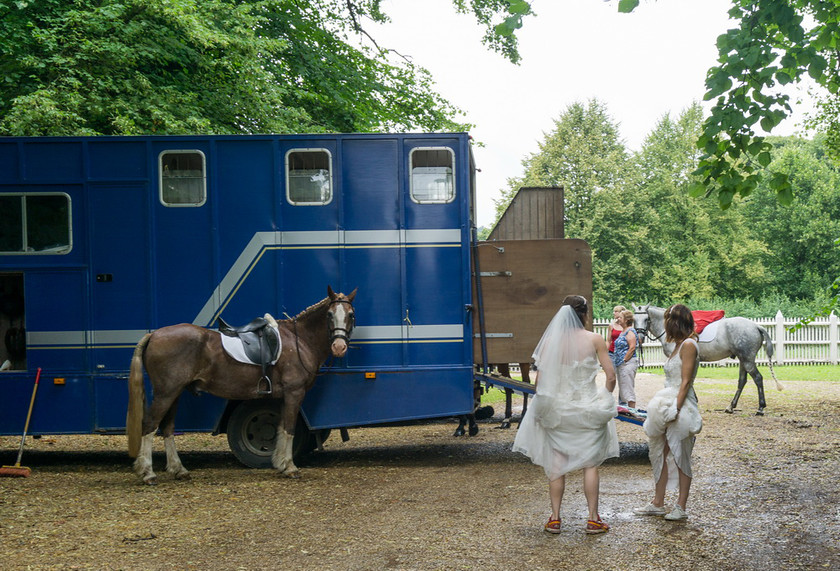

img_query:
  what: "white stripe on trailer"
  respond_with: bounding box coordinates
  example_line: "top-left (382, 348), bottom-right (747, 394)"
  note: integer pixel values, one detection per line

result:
top-left (193, 229), bottom-right (462, 327)
top-left (352, 324), bottom-right (464, 344)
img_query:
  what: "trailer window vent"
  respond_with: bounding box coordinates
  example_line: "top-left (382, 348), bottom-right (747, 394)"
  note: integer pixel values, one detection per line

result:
top-left (0, 193), bottom-right (72, 255)
top-left (159, 150), bottom-right (206, 207)
top-left (286, 149), bottom-right (333, 205)
top-left (410, 148), bottom-right (455, 204)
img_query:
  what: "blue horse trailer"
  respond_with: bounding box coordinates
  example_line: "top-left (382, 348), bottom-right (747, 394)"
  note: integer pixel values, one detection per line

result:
top-left (0, 133), bottom-right (484, 466)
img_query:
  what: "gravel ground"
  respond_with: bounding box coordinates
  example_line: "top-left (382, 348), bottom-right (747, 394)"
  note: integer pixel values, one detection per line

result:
top-left (1, 372), bottom-right (838, 571)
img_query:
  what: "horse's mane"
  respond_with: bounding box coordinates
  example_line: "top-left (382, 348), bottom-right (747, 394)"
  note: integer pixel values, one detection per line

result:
top-left (283, 296), bottom-right (331, 323)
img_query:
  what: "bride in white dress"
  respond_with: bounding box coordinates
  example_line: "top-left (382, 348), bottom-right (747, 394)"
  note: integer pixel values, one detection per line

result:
top-left (634, 304), bottom-right (702, 521)
top-left (513, 295), bottom-right (618, 534)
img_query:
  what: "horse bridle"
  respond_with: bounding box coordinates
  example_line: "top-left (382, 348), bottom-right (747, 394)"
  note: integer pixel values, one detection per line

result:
top-left (292, 297), bottom-right (356, 376)
top-left (327, 298), bottom-right (355, 344)
top-left (634, 308), bottom-right (665, 343)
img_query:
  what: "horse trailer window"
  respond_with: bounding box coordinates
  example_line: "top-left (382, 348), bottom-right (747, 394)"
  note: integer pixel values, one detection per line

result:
top-left (159, 150), bottom-right (206, 206)
top-left (410, 148), bottom-right (455, 204)
top-left (0, 194), bottom-right (72, 254)
top-left (286, 149), bottom-right (332, 205)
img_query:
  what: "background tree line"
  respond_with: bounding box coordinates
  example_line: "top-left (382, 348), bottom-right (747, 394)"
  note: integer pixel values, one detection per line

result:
top-left (488, 99), bottom-right (840, 319)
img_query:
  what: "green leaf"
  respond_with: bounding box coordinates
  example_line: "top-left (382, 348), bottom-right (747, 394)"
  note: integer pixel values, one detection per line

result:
top-left (494, 22), bottom-right (514, 37)
top-left (507, 1), bottom-right (531, 16)
top-left (769, 172), bottom-right (790, 193)
top-left (808, 56), bottom-right (828, 80)
top-left (618, 0), bottom-right (640, 13)
top-left (780, 53), bottom-right (796, 69)
top-left (719, 189), bottom-right (735, 209)
top-left (705, 69), bottom-right (734, 100)
top-left (496, 15), bottom-right (524, 37)
top-left (760, 116), bottom-right (775, 132)
top-left (705, 138), bottom-right (720, 154)
top-left (747, 140), bottom-right (764, 154)
top-left (688, 181), bottom-right (707, 197)
top-left (777, 185), bottom-right (794, 205)
top-left (757, 151), bottom-right (772, 167)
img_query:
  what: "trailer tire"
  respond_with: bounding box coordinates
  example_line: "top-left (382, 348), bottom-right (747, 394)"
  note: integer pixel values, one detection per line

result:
top-left (226, 400), bottom-right (326, 468)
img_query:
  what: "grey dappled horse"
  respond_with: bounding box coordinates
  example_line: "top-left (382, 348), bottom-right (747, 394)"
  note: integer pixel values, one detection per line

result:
top-left (633, 304), bottom-right (784, 415)
top-left (127, 287), bottom-right (357, 483)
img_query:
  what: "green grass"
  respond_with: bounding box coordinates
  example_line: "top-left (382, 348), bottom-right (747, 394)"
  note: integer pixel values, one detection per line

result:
top-left (481, 386), bottom-right (517, 405)
top-left (478, 364), bottom-right (838, 407)
top-left (641, 363), bottom-right (839, 382)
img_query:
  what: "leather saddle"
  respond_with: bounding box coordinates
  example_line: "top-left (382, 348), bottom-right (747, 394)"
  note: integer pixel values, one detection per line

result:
top-left (217, 316), bottom-right (280, 395)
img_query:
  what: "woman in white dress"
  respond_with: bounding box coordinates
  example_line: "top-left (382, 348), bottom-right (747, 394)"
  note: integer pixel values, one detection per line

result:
top-left (634, 304), bottom-right (702, 521)
top-left (513, 295), bottom-right (618, 534)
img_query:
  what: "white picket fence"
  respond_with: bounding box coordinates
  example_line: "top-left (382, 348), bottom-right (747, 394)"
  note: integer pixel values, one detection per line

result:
top-left (594, 311), bottom-right (840, 367)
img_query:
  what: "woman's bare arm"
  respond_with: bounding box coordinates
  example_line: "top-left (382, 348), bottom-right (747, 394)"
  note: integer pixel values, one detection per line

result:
top-left (593, 333), bottom-right (617, 392)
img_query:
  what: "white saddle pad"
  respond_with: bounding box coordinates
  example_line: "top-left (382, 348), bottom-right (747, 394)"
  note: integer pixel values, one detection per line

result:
top-left (698, 319), bottom-right (722, 343)
top-left (217, 326), bottom-right (282, 366)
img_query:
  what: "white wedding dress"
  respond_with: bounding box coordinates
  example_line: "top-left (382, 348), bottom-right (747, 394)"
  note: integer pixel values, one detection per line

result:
top-left (513, 307), bottom-right (618, 480)
top-left (643, 338), bottom-right (703, 488)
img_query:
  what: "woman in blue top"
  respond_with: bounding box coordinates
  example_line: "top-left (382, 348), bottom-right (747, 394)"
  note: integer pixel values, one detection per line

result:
top-left (612, 310), bottom-right (639, 409)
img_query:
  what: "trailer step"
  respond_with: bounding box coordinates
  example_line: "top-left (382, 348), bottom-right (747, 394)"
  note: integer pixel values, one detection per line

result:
top-left (476, 372), bottom-right (646, 428)
top-left (475, 372), bottom-right (535, 395)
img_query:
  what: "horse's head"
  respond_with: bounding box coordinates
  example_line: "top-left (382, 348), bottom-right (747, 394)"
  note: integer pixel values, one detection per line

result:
top-left (632, 304), bottom-right (651, 338)
top-left (326, 286), bottom-right (358, 358)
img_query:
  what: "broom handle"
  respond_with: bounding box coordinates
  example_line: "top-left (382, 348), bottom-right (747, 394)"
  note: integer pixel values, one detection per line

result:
top-left (14, 368), bottom-right (41, 466)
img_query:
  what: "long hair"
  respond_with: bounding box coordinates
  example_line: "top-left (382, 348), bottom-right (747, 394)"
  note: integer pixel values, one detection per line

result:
top-left (664, 304), bottom-right (696, 344)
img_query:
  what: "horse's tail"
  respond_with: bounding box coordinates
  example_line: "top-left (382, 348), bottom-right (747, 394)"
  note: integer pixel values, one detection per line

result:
top-left (127, 333), bottom-right (152, 458)
top-left (759, 326), bottom-right (785, 391)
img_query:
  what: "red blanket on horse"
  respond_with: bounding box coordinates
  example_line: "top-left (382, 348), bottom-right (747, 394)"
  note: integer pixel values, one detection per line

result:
top-left (692, 310), bottom-right (725, 334)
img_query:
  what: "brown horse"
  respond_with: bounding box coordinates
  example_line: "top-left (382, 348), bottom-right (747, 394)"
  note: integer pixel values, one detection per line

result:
top-left (126, 286), bottom-right (357, 483)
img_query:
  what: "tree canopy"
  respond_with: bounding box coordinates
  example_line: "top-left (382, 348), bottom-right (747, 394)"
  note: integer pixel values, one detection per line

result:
top-left (690, 0), bottom-right (840, 209)
top-left (0, 0), bottom-right (523, 135)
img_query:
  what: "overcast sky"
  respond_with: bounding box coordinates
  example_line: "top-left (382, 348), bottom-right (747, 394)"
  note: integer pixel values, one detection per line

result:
top-left (373, 0), bottom-right (810, 227)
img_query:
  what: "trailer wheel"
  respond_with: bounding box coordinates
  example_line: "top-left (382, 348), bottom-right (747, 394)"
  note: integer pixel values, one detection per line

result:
top-left (226, 400), bottom-right (326, 468)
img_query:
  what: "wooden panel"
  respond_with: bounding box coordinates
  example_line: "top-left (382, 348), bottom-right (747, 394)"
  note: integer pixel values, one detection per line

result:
top-left (487, 187), bottom-right (564, 241)
top-left (472, 239), bottom-right (592, 365)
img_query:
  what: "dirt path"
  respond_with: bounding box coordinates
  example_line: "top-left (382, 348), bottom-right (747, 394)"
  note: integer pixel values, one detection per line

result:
top-left (1, 373), bottom-right (838, 570)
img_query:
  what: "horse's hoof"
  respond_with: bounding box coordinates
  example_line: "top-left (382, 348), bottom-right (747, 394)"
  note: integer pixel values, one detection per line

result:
top-left (175, 472), bottom-right (192, 481)
top-left (453, 428), bottom-right (466, 437)
top-left (756, 410), bottom-right (765, 416)
top-left (468, 426), bottom-right (479, 437)
top-left (143, 477), bottom-right (157, 486)
top-left (284, 470), bottom-right (302, 479)
top-left (724, 408), bottom-right (734, 414)
top-left (496, 420), bottom-right (511, 429)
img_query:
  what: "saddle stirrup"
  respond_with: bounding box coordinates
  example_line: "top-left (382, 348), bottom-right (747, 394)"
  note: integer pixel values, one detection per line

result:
top-left (256, 334), bottom-right (272, 396)
top-left (257, 374), bottom-right (272, 396)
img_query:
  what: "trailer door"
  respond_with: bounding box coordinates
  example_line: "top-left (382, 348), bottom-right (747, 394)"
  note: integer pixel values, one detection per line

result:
top-left (89, 183), bottom-right (150, 371)
top-left (402, 142), bottom-right (469, 367)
